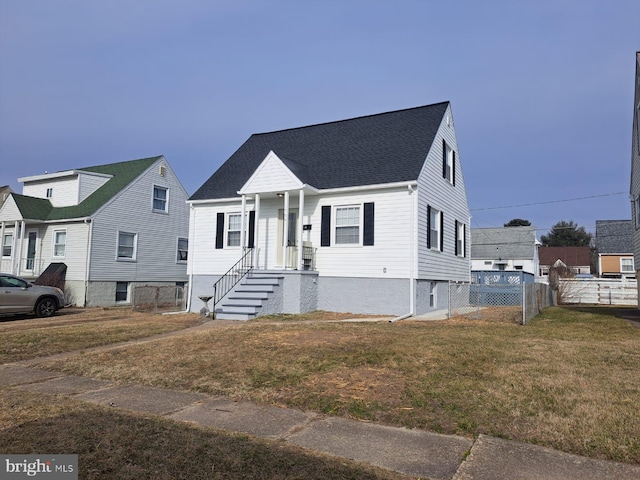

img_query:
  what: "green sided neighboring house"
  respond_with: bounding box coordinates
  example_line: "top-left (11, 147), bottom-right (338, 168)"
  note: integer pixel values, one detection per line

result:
top-left (0, 156), bottom-right (190, 307)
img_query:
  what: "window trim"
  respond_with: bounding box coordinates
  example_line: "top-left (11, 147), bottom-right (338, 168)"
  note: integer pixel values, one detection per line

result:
top-left (152, 185), bottom-right (169, 213)
top-left (620, 257), bottom-right (634, 273)
top-left (333, 204), bottom-right (362, 246)
top-left (429, 282), bottom-right (436, 308)
top-left (115, 281), bottom-right (129, 303)
top-left (177, 237), bottom-right (188, 263)
top-left (116, 230), bottom-right (138, 261)
top-left (455, 221), bottom-right (465, 257)
top-left (52, 229), bottom-right (67, 258)
top-left (226, 212), bottom-right (242, 248)
top-left (2, 233), bottom-right (13, 257)
top-left (428, 206), bottom-right (442, 251)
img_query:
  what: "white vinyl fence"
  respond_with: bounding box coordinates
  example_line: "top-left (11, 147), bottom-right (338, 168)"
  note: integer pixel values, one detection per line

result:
top-left (559, 278), bottom-right (637, 306)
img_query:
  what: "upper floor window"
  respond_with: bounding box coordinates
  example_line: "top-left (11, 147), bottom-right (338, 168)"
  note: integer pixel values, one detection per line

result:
top-left (177, 237), bottom-right (188, 262)
top-left (153, 186), bottom-right (168, 213)
top-left (117, 231), bottom-right (137, 260)
top-left (53, 230), bottom-right (66, 257)
top-left (335, 206), bottom-right (360, 245)
top-left (427, 206), bottom-right (442, 251)
top-left (442, 140), bottom-right (455, 185)
top-left (2, 233), bottom-right (12, 257)
top-left (46, 188), bottom-right (53, 198)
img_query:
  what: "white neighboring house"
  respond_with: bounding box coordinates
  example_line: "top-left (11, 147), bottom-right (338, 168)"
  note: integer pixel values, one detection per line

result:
top-left (188, 102), bottom-right (471, 319)
top-left (0, 156), bottom-right (189, 306)
top-left (470, 226), bottom-right (540, 276)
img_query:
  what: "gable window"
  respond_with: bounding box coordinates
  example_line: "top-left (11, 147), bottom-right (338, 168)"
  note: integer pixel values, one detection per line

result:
top-left (621, 257), bottom-right (634, 273)
top-left (115, 282), bottom-right (129, 302)
top-left (455, 221), bottom-right (465, 257)
top-left (335, 206), bottom-right (360, 245)
top-left (177, 237), bottom-right (188, 262)
top-left (427, 206), bottom-right (443, 251)
top-left (442, 140), bottom-right (455, 185)
top-left (227, 213), bottom-right (242, 247)
top-left (53, 230), bottom-right (66, 257)
top-left (117, 231), bottom-right (137, 260)
top-left (2, 233), bottom-right (12, 257)
top-left (153, 186), bottom-right (168, 212)
top-left (46, 188), bottom-right (53, 198)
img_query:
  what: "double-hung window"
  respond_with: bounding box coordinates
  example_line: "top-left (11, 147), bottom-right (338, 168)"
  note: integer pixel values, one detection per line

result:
top-left (443, 140), bottom-right (455, 185)
top-left (153, 186), bottom-right (168, 213)
top-left (621, 257), bottom-right (634, 273)
top-left (455, 221), bottom-right (465, 257)
top-left (335, 206), bottom-right (360, 245)
top-left (2, 233), bottom-right (12, 257)
top-left (427, 206), bottom-right (443, 251)
top-left (53, 230), bottom-right (66, 257)
top-left (227, 213), bottom-right (242, 247)
top-left (117, 231), bottom-right (137, 260)
top-left (177, 237), bottom-right (188, 262)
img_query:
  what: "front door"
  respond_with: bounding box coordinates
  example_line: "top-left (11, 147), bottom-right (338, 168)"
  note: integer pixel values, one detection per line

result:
top-left (277, 209), bottom-right (298, 268)
top-left (26, 231), bottom-right (37, 271)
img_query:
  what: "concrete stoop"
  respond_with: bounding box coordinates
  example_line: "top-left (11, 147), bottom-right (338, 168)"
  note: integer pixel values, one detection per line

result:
top-left (214, 273), bottom-right (283, 320)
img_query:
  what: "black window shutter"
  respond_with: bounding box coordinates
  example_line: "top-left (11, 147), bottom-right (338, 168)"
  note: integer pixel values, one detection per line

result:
top-left (215, 212), bottom-right (225, 249)
top-left (363, 202), bottom-right (374, 246)
top-left (248, 210), bottom-right (256, 248)
top-left (426, 205), bottom-right (431, 249)
top-left (463, 224), bottom-right (467, 258)
top-left (321, 206), bottom-right (331, 247)
top-left (454, 220), bottom-right (459, 256)
top-left (442, 140), bottom-right (447, 179)
top-left (440, 212), bottom-right (444, 252)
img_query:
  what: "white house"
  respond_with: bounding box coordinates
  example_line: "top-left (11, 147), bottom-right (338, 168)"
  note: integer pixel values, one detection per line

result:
top-left (188, 102), bottom-right (471, 319)
top-left (471, 226), bottom-right (540, 276)
top-left (0, 156), bottom-right (190, 306)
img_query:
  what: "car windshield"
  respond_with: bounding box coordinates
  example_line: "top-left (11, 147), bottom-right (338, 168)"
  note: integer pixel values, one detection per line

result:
top-left (0, 276), bottom-right (28, 288)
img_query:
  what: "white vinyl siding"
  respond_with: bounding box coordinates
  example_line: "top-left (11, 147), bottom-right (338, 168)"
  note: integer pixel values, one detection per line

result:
top-left (53, 230), bottom-right (66, 258)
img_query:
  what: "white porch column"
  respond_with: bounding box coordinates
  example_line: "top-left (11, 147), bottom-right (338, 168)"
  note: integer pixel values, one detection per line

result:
top-left (297, 189), bottom-right (304, 270)
top-left (16, 221), bottom-right (25, 276)
top-left (283, 191), bottom-right (290, 268)
top-left (254, 194), bottom-right (260, 267)
top-left (240, 194), bottom-right (247, 248)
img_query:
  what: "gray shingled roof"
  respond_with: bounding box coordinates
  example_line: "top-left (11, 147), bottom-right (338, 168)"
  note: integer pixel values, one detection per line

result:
top-left (190, 102), bottom-right (450, 200)
top-left (471, 227), bottom-right (538, 260)
top-left (595, 220), bottom-right (632, 253)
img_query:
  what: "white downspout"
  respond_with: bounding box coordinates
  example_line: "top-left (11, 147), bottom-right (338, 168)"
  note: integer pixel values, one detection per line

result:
top-left (390, 184), bottom-right (417, 323)
top-left (297, 189), bottom-right (304, 270)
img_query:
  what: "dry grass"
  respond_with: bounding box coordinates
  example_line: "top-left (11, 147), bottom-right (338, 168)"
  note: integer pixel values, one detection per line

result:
top-left (5, 305), bottom-right (640, 465)
top-left (0, 387), bottom-right (407, 480)
top-left (0, 307), bottom-right (205, 363)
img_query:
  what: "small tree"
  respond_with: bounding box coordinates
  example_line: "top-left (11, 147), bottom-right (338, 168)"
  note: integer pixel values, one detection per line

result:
top-left (541, 220), bottom-right (592, 247)
top-left (504, 218), bottom-right (531, 227)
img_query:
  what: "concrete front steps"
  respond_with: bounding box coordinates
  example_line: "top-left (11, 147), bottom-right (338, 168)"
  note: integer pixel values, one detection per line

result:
top-left (214, 273), bottom-right (283, 320)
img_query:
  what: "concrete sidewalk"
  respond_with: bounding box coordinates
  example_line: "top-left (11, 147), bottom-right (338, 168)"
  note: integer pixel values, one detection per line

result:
top-left (1, 363), bottom-right (638, 480)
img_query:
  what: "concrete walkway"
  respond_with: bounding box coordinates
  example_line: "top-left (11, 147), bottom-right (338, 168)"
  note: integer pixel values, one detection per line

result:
top-left (2, 363), bottom-right (638, 479)
top-left (2, 318), bottom-right (639, 479)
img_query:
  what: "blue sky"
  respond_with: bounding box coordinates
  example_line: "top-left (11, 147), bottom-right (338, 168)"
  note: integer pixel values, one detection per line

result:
top-left (1, 1), bottom-right (638, 236)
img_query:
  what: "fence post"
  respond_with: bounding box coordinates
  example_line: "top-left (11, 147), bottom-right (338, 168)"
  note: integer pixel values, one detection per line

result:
top-left (522, 283), bottom-right (526, 325)
top-left (448, 281), bottom-right (451, 319)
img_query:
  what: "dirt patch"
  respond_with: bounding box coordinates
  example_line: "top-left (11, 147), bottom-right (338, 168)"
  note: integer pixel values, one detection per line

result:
top-left (307, 366), bottom-right (406, 407)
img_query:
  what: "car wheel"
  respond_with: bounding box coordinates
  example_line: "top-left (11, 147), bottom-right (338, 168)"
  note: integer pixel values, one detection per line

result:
top-left (35, 297), bottom-right (57, 317)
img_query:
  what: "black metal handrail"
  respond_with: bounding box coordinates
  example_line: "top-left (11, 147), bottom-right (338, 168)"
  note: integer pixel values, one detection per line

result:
top-left (213, 248), bottom-right (254, 316)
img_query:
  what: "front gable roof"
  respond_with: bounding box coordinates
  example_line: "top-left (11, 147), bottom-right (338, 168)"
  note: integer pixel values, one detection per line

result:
top-left (538, 246), bottom-right (591, 267)
top-left (240, 151), bottom-right (306, 195)
top-left (190, 102), bottom-right (450, 201)
top-left (5, 156), bottom-right (161, 221)
top-left (596, 220), bottom-right (633, 254)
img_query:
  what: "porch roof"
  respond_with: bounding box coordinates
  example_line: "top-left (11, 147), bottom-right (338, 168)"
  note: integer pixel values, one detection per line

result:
top-left (5, 156), bottom-right (161, 222)
top-left (190, 102), bottom-right (449, 200)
